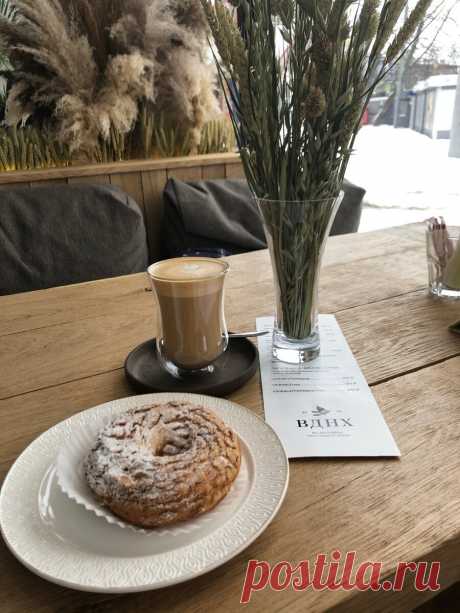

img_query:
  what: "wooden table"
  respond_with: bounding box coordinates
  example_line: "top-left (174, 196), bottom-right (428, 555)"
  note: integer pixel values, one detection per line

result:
top-left (1, 223), bottom-right (459, 613)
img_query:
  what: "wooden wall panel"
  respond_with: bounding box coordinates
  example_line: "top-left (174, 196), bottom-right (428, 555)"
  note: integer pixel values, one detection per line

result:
top-left (225, 162), bottom-right (245, 179)
top-left (30, 179), bottom-right (67, 187)
top-left (166, 166), bottom-right (203, 182)
top-left (202, 164), bottom-right (226, 180)
top-left (141, 169), bottom-right (168, 263)
top-left (0, 153), bottom-right (241, 185)
top-left (110, 172), bottom-right (145, 215)
top-left (68, 175), bottom-right (111, 185)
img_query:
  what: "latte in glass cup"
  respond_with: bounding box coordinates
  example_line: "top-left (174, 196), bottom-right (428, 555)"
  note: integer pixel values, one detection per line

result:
top-left (148, 257), bottom-right (229, 375)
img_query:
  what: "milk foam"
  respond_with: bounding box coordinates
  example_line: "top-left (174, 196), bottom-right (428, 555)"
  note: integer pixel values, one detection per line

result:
top-left (149, 257), bottom-right (227, 282)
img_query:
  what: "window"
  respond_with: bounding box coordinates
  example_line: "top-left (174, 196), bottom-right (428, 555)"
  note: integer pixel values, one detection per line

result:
top-left (346, 1), bottom-right (460, 232)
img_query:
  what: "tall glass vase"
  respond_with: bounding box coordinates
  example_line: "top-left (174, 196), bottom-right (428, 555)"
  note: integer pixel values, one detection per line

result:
top-left (257, 194), bottom-right (343, 364)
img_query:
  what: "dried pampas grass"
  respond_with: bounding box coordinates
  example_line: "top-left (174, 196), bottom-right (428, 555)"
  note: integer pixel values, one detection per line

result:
top-left (0, 0), bottom-right (217, 155)
top-left (110, 0), bottom-right (219, 152)
top-left (0, 114), bottom-right (236, 172)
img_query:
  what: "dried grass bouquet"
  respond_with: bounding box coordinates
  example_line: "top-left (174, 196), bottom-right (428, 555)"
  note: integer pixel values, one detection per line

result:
top-left (201, 0), bottom-right (434, 361)
top-left (202, 0), bottom-right (433, 200)
top-left (0, 0), bottom-right (219, 156)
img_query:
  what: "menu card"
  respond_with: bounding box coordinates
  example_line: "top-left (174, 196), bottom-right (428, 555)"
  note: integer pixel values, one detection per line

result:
top-left (256, 316), bottom-right (400, 458)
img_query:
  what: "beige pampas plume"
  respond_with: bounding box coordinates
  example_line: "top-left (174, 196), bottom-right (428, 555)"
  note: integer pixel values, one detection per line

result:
top-left (0, 0), bottom-right (98, 112)
top-left (56, 95), bottom-right (100, 153)
top-left (0, 0), bottom-right (217, 156)
top-left (4, 82), bottom-right (32, 126)
top-left (125, 0), bottom-right (218, 151)
top-left (105, 52), bottom-right (155, 101)
top-left (156, 47), bottom-right (219, 151)
top-left (56, 51), bottom-right (155, 153)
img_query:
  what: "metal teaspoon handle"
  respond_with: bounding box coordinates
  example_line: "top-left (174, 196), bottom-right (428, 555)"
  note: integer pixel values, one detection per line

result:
top-left (228, 330), bottom-right (269, 338)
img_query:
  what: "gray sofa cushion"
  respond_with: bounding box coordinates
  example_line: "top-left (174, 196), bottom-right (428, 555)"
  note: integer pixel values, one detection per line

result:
top-left (0, 183), bottom-right (148, 295)
top-left (162, 178), bottom-right (365, 258)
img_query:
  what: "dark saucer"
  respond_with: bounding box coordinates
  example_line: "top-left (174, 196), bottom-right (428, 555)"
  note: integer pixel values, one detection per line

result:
top-left (124, 337), bottom-right (259, 397)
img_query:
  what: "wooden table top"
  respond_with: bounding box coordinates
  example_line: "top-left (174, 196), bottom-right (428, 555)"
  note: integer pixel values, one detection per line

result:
top-left (1, 223), bottom-right (459, 613)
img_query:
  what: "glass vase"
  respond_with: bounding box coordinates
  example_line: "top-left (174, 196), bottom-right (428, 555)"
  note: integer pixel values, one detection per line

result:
top-left (257, 194), bottom-right (343, 364)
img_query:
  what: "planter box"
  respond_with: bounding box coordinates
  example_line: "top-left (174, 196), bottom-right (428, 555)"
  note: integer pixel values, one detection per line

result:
top-left (0, 153), bottom-right (244, 261)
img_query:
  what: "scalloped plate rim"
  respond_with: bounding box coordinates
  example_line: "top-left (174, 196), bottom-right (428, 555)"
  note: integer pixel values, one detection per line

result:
top-left (0, 392), bottom-right (289, 593)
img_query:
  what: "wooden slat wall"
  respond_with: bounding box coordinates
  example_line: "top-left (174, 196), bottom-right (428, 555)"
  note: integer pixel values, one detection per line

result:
top-left (0, 153), bottom-right (244, 262)
top-left (141, 169), bottom-right (168, 261)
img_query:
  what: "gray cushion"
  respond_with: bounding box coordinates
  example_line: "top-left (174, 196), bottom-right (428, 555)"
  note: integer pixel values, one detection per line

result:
top-left (0, 183), bottom-right (148, 295)
top-left (162, 178), bottom-right (365, 258)
top-left (333, 180), bottom-right (366, 235)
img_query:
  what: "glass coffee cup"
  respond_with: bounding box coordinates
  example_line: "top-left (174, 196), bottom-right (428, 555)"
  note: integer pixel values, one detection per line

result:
top-left (147, 257), bottom-right (229, 377)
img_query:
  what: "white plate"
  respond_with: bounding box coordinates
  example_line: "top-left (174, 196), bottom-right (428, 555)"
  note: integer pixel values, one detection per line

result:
top-left (0, 393), bottom-right (289, 593)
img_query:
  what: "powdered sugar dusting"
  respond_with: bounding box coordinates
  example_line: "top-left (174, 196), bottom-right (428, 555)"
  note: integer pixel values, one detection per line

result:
top-left (84, 401), bottom-right (241, 528)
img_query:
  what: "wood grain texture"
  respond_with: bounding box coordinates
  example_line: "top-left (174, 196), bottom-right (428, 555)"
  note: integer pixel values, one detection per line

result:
top-left (141, 169), bottom-right (168, 262)
top-left (337, 290), bottom-right (460, 383)
top-left (109, 172), bottom-right (145, 215)
top-left (1, 359), bottom-right (458, 613)
top-left (202, 164), bottom-right (227, 180)
top-left (1, 225), bottom-right (448, 400)
top-left (1, 224), bottom-right (459, 613)
top-left (225, 162), bottom-right (245, 179)
top-left (30, 179), bottom-right (67, 187)
top-left (0, 370), bottom-right (132, 482)
top-left (0, 274), bottom-right (148, 337)
top-left (0, 153), bottom-right (241, 184)
top-left (166, 165), bottom-right (203, 182)
top-left (0, 224), bottom-right (426, 338)
top-left (67, 175), bottom-right (111, 185)
top-left (2, 283), bottom-right (458, 402)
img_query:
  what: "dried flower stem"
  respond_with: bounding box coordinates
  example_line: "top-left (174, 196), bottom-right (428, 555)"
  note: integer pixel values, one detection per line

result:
top-left (203, 0), bottom-right (433, 340)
